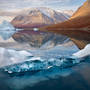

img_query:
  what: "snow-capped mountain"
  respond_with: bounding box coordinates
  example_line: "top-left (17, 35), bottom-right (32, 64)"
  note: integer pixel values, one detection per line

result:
top-left (31, 7), bottom-right (70, 20)
top-left (0, 7), bottom-right (71, 24)
top-left (11, 7), bottom-right (69, 28)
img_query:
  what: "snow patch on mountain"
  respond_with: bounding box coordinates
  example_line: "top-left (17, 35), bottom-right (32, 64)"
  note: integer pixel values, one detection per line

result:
top-left (57, 10), bottom-right (74, 17)
top-left (37, 7), bottom-right (55, 18)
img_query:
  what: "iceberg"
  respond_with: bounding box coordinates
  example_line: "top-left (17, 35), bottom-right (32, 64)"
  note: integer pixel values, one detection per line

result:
top-left (1, 55), bottom-right (81, 74)
top-left (0, 21), bottom-right (16, 40)
top-left (73, 44), bottom-right (90, 58)
top-left (0, 20), bottom-right (23, 40)
top-left (0, 47), bottom-right (33, 67)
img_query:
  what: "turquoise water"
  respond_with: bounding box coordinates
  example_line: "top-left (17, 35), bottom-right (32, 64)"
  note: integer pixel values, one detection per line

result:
top-left (0, 56), bottom-right (90, 90)
top-left (0, 45), bottom-right (90, 90)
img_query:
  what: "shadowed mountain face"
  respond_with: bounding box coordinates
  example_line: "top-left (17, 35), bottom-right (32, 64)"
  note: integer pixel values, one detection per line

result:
top-left (39, 0), bottom-right (90, 49)
top-left (12, 7), bottom-right (69, 48)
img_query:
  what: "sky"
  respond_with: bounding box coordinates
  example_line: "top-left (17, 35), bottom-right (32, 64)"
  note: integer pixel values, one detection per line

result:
top-left (0, 0), bottom-right (86, 11)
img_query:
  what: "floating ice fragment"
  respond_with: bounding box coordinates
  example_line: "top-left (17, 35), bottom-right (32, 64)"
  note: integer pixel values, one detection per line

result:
top-left (33, 28), bottom-right (39, 31)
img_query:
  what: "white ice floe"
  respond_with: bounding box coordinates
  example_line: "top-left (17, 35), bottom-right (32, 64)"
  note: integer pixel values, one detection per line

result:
top-left (73, 44), bottom-right (90, 58)
top-left (33, 28), bottom-right (39, 31)
top-left (0, 47), bottom-right (33, 67)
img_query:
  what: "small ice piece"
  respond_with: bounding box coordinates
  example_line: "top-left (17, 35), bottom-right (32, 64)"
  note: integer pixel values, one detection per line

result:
top-left (16, 28), bottom-right (24, 31)
top-left (8, 71), bottom-right (12, 74)
top-left (33, 28), bottom-right (39, 31)
top-left (30, 57), bottom-right (41, 61)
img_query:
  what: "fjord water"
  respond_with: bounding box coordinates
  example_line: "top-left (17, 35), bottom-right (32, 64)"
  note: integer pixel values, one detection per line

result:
top-left (0, 44), bottom-right (90, 90)
top-left (0, 21), bottom-right (90, 90)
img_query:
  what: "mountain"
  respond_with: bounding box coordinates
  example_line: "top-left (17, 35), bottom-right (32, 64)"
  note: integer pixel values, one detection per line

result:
top-left (40, 1), bottom-right (90, 29)
top-left (71, 0), bottom-right (90, 19)
top-left (39, 0), bottom-right (90, 49)
top-left (11, 7), bottom-right (70, 48)
top-left (0, 8), bottom-right (71, 24)
top-left (11, 7), bottom-right (68, 28)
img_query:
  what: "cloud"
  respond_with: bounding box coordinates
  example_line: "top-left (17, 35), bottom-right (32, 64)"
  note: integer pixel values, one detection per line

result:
top-left (0, 0), bottom-right (85, 10)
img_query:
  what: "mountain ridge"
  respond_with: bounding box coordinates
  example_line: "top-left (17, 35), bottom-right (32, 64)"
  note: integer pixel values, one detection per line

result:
top-left (11, 7), bottom-right (69, 28)
top-left (39, 0), bottom-right (90, 49)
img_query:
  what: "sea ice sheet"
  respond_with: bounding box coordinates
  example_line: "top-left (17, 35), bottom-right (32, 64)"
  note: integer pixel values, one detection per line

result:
top-left (0, 47), bottom-right (33, 67)
top-left (73, 44), bottom-right (90, 58)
